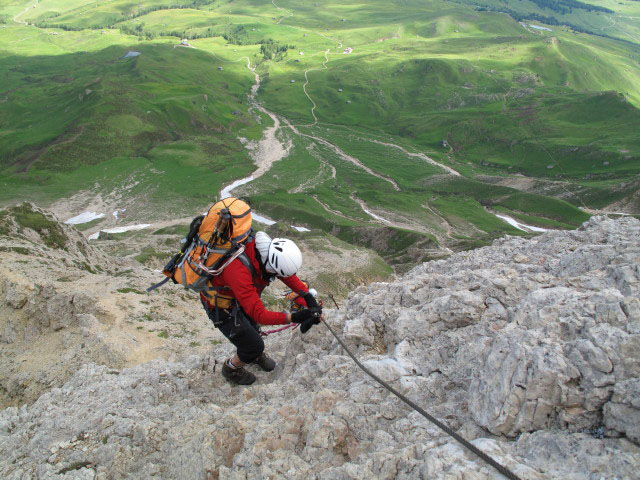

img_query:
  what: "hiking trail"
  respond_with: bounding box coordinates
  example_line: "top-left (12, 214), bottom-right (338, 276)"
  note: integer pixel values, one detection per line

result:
top-left (13, 0), bottom-right (37, 25)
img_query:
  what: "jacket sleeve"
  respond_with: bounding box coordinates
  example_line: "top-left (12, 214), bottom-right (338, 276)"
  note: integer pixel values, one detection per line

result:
top-left (280, 274), bottom-right (311, 306)
top-left (223, 261), bottom-right (288, 326)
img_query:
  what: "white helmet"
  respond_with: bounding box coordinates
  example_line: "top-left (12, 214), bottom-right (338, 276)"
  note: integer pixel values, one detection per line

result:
top-left (255, 231), bottom-right (302, 276)
top-left (255, 231), bottom-right (272, 261)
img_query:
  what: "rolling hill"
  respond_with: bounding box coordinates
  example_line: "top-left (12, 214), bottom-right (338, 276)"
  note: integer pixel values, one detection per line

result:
top-left (1, 0), bottom-right (639, 267)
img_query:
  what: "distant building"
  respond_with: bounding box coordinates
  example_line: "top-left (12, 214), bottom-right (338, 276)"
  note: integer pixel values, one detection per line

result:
top-left (343, 47), bottom-right (353, 54)
top-left (218, 66), bottom-right (223, 70)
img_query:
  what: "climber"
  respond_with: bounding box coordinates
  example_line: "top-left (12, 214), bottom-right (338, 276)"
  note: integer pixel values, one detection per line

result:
top-left (201, 231), bottom-right (322, 386)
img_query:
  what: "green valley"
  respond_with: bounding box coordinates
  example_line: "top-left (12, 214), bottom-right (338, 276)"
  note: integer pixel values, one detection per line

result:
top-left (1, 0), bottom-right (639, 271)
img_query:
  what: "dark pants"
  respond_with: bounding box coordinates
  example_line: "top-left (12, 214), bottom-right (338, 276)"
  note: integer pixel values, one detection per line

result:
top-left (201, 299), bottom-right (264, 363)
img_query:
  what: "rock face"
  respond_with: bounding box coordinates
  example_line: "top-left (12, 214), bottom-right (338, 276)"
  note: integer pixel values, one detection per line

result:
top-left (0, 215), bottom-right (639, 479)
top-left (0, 204), bottom-right (225, 408)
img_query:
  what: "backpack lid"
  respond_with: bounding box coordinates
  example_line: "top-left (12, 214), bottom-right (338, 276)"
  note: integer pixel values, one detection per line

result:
top-left (201, 197), bottom-right (252, 244)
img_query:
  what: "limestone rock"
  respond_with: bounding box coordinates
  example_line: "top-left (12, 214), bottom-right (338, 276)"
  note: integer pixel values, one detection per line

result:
top-left (0, 215), bottom-right (638, 479)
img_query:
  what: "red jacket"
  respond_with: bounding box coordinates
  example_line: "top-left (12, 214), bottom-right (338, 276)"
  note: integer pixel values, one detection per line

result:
top-left (201, 238), bottom-right (309, 325)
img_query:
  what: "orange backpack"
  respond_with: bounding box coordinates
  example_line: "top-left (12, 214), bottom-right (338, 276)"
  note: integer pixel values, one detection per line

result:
top-left (147, 197), bottom-right (253, 303)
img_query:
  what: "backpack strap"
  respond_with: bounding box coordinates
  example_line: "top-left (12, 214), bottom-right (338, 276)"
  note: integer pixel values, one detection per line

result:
top-left (146, 276), bottom-right (172, 293)
top-left (237, 251), bottom-right (257, 279)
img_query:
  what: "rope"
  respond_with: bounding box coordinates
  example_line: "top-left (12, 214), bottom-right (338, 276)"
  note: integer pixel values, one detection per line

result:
top-left (260, 323), bottom-right (298, 337)
top-left (320, 317), bottom-right (522, 480)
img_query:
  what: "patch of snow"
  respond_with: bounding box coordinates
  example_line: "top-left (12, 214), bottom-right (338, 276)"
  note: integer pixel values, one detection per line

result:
top-left (87, 224), bottom-right (152, 240)
top-left (252, 213), bottom-right (276, 226)
top-left (65, 212), bottom-right (105, 225)
top-left (495, 214), bottom-right (548, 233)
top-left (529, 24), bottom-right (552, 31)
top-left (291, 226), bottom-right (310, 232)
top-left (122, 51), bottom-right (141, 58)
top-left (221, 176), bottom-right (254, 198)
top-left (360, 205), bottom-right (392, 225)
top-left (112, 208), bottom-right (126, 220)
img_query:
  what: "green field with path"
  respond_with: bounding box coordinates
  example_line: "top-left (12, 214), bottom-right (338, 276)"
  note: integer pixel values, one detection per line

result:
top-left (1, 0), bottom-right (638, 261)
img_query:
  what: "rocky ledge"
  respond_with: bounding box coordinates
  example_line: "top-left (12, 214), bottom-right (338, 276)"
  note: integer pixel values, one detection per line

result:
top-left (1, 215), bottom-right (639, 479)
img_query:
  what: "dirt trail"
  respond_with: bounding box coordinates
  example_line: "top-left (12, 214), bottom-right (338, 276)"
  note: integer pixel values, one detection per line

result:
top-left (244, 58), bottom-right (293, 178)
top-left (271, 0), bottom-right (293, 25)
top-left (283, 118), bottom-right (400, 191)
top-left (13, 0), bottom-right (37, 25)
top-left (301, 49), bottom-right (330, 127)
top-left (368, 139), bottom-right (461, 177)
top-left (311, 195), bottom-right (358, 221)
top-left (423, 203), bottom-right (455, 242)
top-left (350, 194), bottom-right (395, 226)
top-left (221, 58), bottom-right (292, 197)
top-left (290, 144), bottom-right (336, 194)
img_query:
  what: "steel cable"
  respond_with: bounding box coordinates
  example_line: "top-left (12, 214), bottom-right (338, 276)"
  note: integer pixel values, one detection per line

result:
top-left (320, 317), bottom-right (522, 480)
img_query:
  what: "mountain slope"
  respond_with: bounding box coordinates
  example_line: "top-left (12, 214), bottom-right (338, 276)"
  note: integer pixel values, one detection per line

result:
top-left (0, 214), bottom-right (638, 479)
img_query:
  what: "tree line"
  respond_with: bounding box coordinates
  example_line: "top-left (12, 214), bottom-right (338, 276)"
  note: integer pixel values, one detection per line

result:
top-left (474, 5), bottom-right (636, 45)
top-left (528, 0), bottom-right (613, 15)
top-left (260, 39), bottom-right (295, 61)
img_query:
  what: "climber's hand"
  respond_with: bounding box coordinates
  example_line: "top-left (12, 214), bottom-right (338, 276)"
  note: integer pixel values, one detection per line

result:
top-left (291, 307), bottom-right (322, 324)
top-left (303, 292), bottom-right (321, 310)
top-left (300, 314), bottom-right (321, 334)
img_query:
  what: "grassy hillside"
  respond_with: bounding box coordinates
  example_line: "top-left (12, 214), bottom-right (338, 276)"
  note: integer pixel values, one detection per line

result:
top-left (0, 30), bottom-right (259, 214)
top-left (1, 0), bottom-right (639, 263)
top-left (452, 0), bottom-right (640, 44)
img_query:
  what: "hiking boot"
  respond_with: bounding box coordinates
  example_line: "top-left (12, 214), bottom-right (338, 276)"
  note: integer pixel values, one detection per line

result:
top-left (253, 352), bottom-right (276, 372)
top-left (222, 362), bottom-right (256, 385)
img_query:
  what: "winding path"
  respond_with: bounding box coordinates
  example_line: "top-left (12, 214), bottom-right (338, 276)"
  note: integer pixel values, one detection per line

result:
top-left (220, 57), bottom-right (292, 198)
top-left (367, 139), bottom-right (461, 177)
top-left (13, 0), bottom-right (37, 25)
top-left (219, 5), bottom-right (558, 236)
top-left (283, 117), bottom-right (400, 191)
top-left (271, 0), bottom-right (293, 25)
top-left (301, 49), bottom-right (330, 127)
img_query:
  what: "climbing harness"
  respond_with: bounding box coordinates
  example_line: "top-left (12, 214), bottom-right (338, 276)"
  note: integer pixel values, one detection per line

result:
top-left (319, 306), bottom-right (522, 480)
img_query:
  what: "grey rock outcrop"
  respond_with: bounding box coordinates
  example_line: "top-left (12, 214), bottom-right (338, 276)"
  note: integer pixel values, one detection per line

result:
top-left (0, 215), bottom-right (639, 479)
top-left (0, 204), bottom-right (223, 408)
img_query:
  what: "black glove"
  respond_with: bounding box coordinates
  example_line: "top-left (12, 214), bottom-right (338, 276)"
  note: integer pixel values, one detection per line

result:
top-left (303, 292), bottom-right (320, 310)
top-left (300, 315), bottom-right (320, 334)
top-left (291, 307), bottom-right (322, 324)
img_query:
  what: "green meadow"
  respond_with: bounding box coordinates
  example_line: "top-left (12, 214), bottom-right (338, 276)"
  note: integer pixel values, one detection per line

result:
top-left (1, 0), bottom-right (639, 259)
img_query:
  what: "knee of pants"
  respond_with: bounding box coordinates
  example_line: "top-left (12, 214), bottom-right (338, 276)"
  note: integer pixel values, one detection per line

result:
top-left (237, 336), bottom-right (265, 364)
